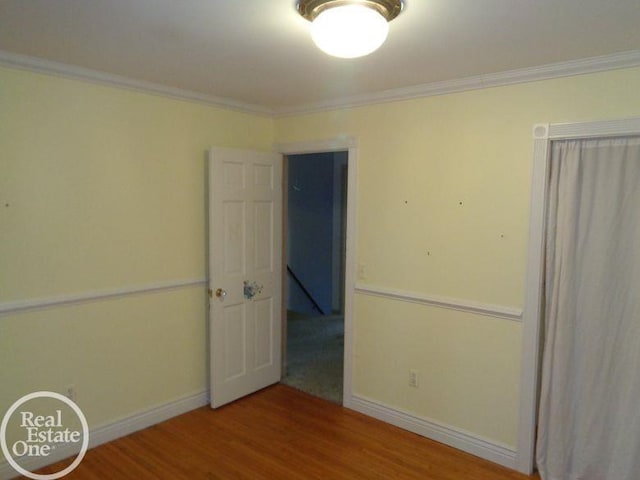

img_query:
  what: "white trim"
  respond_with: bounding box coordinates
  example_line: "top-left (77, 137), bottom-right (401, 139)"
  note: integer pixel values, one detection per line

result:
top-left (516, 128), bottom-right (551, 474)
top-left (274, 137), bottom-right (358, 154)
top-left (0, 50), bottom-right (273, 116)
top-left (88, 390), bottom-right (208, 450)
top-left (342, 144), bottom-right (358, 408)
top-left (0, 278), bottom-right (207, 316)
top-left (3, 48), bottom-right (639, 118)
top-left (547, 116), bottom-right (640, 139)
top-left (350, 394), bottom-right (517, 470)
top-left (277, 138), bottom-right (358, 409)
top-left (517, 115), bottom-right (640, 474)
top-left (274, 50), bottom-right (640, 116)
top-left (355, 283), bottom-right (522, 322)
top-left (0, 390), bottom-right (209, 480)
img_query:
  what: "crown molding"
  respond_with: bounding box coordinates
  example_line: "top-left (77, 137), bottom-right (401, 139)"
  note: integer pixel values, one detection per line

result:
top-left (2, 49), bottom-right (639, 119)
top-left (0, 50), bottom-right (274, 117)
top-left (274, 50), bottom-right (640, 117)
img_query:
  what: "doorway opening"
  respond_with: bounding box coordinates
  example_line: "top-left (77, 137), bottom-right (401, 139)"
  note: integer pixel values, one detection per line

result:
top-left (282, 151), bottom-right (348, 404)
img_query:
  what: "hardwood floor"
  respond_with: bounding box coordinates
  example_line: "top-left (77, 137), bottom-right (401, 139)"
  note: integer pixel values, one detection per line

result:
top-left (31, 384), bottom-right (539, 479)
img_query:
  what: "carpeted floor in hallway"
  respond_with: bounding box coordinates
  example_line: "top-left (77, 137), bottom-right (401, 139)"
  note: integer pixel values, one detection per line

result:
top-left (282, 310), bottom-right (344, 404)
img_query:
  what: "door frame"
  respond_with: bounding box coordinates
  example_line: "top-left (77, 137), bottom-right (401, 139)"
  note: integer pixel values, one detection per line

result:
top-left (276, 137), bottom-right (358, 407)
top-left (517, 116), bottom-right (640, 473)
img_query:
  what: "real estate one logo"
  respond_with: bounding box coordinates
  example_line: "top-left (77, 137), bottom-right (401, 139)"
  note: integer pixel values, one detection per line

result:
top-left (1, 391), bottom-right (89, 480)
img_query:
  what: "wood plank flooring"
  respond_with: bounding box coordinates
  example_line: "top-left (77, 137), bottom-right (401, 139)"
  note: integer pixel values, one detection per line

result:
top-left (31, 384), bottom-right (539, 479)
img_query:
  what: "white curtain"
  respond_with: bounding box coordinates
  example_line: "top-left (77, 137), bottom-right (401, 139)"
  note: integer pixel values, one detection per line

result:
top-left (536, 137), bottom-right (640, 480)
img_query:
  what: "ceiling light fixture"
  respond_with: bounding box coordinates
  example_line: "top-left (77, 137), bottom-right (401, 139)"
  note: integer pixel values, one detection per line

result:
top-left (297, 0), bottom-right (403, 59)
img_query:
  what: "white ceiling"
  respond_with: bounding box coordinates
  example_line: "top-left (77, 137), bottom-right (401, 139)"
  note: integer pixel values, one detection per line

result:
top-left (1, 0), bottom-right (639, 113)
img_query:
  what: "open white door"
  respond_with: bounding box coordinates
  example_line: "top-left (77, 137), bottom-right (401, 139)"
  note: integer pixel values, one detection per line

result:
top-left (208, 147), bottom-right (282, 408)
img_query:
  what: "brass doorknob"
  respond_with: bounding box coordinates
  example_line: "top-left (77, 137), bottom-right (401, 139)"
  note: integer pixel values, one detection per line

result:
top-left (215, 288), bottom-right (227, 299)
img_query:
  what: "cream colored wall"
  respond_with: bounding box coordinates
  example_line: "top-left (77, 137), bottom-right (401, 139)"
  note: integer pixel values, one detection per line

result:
top-left (0, 66), bottom-right (274, 459)
top-left (3, 62), bottom-right (640, 465)
top-left (276, 67), bottom-right (640, 447)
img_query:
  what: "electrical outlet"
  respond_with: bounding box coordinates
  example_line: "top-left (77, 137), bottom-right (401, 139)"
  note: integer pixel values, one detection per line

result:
top-left (66, 384), bottom-right (76, 402)
top-left (409, 370), bottom-right (419, 388)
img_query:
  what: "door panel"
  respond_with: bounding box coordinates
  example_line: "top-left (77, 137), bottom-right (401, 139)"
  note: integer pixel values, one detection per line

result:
top-left (209, 147), bottom-right (282, 408)
top-left (254, 202), bottom-right (273, 271)
top-left (254, 297), bottom-right (274, 369)
top-left (223, 303), bottom-right (246, 379)
top-left (223, 201), bottom-right (245, 274)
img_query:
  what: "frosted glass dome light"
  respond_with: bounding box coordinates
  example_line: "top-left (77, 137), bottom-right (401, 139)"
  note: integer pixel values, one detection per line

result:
top-left (311, 5), bottom-right (389, 58)
top-left (297, 0), bottom-right (403, 59)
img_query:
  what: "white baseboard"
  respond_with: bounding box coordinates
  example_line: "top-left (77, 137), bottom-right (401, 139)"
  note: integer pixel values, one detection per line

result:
top-left (350, 394), bottom-right (517, 471)
top-left (0, 390), bottom-right (209, 480)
